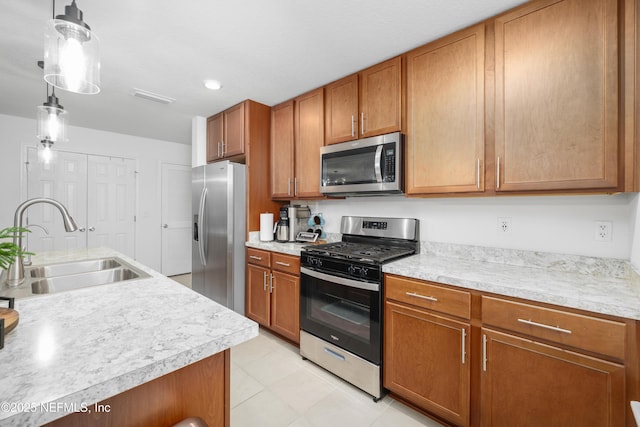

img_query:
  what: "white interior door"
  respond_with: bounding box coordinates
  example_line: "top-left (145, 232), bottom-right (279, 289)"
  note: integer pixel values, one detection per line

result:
top-left (26, 148), bottom-right (87, 252)
top-left (87, 155), bottom-right (136, 258)
top-left (161, 163), bottom-right (192, 276)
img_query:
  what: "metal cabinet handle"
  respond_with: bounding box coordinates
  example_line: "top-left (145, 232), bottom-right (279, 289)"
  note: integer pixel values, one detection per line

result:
top-left (217, 141), bottom-right (221, 158)
top-left (275, 261), bottom-right (290, 267)
top-left (294, 177), bottom-right (298, 196)
top-left (406, 292), bottom-right (438, 302)
top-left (250, 255), bottom-right (263, 261)
top-left (88, 226), bottom-right (95, 232)
top-left (163, 224), bottom-right (168, 228)
top-left (496, 156), bottom-right (501, 189)
top-left (517, 318), bottom-right (572, 334)
top-left (461, 328), bottom-right (467, 365)
top-left (476, 159), bottom-right (481, 190)
top-left (482, 334), bottom-right (487, 372)
top-left (351, 115), bottom-right (355, 137)
top-left (78, 227), bottom-right (86, 232)
top-left (361, 112), bottom-right (365, 135)
top-left (269, 273), bottom-right (274, 293)
top-left (263, 271), bottom-right (267, 291)
top-left (221, 140), bottom-right (226, 157)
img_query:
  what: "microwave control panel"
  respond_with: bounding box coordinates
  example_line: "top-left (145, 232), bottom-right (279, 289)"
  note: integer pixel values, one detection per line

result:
top-left (383, 144), bottom-right (396, 182)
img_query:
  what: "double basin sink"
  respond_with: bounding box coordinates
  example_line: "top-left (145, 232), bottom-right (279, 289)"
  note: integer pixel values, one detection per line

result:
top-left (27, 257), bottom-right (149, 295)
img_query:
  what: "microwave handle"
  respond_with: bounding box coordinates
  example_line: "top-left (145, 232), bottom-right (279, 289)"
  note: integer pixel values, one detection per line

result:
top-left (374, 145), bottom-right (383, 183)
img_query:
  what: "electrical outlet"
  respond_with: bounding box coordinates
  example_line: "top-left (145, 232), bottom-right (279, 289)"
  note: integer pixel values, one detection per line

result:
top-left (594, 221), bottom-right (612, 242)
top-left (497, 217), bottom-right (511, 234)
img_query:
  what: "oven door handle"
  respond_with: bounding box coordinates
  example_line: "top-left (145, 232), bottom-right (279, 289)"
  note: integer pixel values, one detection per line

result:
top-left (301, 267), bottom-right (380, 292)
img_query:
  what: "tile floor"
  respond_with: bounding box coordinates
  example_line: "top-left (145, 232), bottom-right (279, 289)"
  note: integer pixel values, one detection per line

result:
top-left (230, 329), bottom-right (445, 427)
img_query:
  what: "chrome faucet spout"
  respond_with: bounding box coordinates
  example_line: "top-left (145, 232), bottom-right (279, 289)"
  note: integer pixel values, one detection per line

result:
top-left (5, 198), bottom-right (78, 287)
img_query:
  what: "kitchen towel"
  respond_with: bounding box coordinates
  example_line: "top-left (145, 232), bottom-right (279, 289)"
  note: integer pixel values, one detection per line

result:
top-left (259, 213), bottom-right (274, 241)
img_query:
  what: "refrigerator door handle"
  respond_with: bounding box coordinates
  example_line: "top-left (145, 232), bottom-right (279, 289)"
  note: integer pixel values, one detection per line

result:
top-left (198, 187), bottom-right (208, 265)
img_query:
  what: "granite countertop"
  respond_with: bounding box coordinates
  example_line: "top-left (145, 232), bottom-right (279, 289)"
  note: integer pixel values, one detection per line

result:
top-left (244, 231), bottom-right (340, 256)
top-left (383, 243), bottom-right (640, 321)
top-left (0, 248), bottom-right (258, 426)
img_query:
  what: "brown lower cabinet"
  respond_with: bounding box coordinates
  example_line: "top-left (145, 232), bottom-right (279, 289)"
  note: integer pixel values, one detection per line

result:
top-left (383, 274), bottom-right (637, 427)
top-left (246, 248), bottom-right (300, 343)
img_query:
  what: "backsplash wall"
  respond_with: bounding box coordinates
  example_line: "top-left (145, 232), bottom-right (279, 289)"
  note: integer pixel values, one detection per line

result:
top-left (307, 193), bottom-right (637, 260)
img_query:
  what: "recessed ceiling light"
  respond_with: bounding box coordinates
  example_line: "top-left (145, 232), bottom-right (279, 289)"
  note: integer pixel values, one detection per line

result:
top-left (204, 80), bottom-right (222, 91)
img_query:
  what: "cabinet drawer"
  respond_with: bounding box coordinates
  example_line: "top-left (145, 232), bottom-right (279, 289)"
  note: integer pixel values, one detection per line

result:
top-left (246, 248), bottom-right (270, 268)
top-left (271, 253), bottom-right (300, 275)
top-left (385, 275), bottom-right (471, 320)
top-left (482, 296), bottom-right (626, 360)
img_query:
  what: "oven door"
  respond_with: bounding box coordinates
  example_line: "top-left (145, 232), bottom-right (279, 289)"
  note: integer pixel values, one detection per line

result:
top-left (300, 267), bottom-right (382, 364)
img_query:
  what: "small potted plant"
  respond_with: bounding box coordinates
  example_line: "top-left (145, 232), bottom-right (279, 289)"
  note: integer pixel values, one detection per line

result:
top-left (0, 227), bottom-right (31, 271)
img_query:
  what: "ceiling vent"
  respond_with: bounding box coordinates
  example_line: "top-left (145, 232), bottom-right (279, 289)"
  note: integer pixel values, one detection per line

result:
top-left (131, 88), bottom-right (176, 104)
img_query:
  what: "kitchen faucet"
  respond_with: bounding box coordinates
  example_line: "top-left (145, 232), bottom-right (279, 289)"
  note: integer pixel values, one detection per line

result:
top-left (4, 198), bottom-right (78, 287)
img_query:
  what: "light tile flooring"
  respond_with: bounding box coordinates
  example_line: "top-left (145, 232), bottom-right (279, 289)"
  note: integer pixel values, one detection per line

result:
top-left (231, 329), bottom-right (445, 427)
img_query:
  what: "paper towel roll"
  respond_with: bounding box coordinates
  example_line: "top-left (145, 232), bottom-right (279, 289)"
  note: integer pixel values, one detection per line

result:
top-left (260, 213), bottom-right (274, 241)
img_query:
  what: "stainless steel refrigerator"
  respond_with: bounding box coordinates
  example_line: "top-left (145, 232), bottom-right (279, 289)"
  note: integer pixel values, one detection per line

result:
top-left (192, 161), bottom-right (246, 315)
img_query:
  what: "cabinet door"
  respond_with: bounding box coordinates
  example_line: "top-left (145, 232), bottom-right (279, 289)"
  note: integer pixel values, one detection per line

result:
top-left (271, 100), bottom-right (295, 199)
top-left (206, 113), bottom-right (223, 162)
top-left (407, 24), bottom-right (485, 194)
top-left (481, 328), bottom-right (625, 427)
top-left (384, 301), bottom-right (470, 426)
top-left (495, 0), bottom-right (618, 191)
top-left (245, 264), bottom-right (270, 326)
top-left (270, 270), bottom-right (300, 343)
top-left (360, 56), bottom-right (402, 138)
top-left (223, 102), bottom-right (245, 158)
top-left (295, 88), bottom-right (325, 198)
top-left (325, 74), bottom-right (358, 145)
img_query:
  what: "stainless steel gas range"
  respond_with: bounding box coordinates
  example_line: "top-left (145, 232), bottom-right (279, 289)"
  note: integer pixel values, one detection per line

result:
top-left (299, 216), bottom-right (419, 400)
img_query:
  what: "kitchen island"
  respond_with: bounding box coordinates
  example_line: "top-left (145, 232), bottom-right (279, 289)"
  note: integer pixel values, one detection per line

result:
top-left (0, 247), bottom-right (258, 427)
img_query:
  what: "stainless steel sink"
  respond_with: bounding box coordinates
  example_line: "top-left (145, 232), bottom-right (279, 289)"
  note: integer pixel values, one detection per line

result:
top-left (26, 258), bottom-right (150, 295)
top-left (29, 258), bottom-right (123, 278)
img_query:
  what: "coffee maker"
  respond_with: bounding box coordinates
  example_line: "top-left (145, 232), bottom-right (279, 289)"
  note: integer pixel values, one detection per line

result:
top-left (275, 207), bottom-right (290, 242)
top-left (276, 205), bottom-right (310, 242)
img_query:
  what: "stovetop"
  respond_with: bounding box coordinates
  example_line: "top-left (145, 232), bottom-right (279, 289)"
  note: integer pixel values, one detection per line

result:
top-left (303, 241), bottom-right (416, 264)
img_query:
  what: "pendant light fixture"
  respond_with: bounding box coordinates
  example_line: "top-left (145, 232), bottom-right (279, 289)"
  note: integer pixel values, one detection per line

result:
top-left (37, 61), bottom-right (68, 163)
top-left (43, 0), bottom-right (100, 95)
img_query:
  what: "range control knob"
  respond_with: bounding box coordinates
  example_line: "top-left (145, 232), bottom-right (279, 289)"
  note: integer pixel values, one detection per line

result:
top-left (360, 267), bottom-right (369, 278)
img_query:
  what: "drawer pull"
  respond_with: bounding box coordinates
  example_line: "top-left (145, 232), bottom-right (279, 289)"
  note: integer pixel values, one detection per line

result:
top-left (517, 318), bottom-right (572, 334)
top-left (275, 261), bottom-right (291, 267)
top-left (249, 255), bottom-right (263, 261)
top-left (324, 347), bottom-right (346, 361)
top-left (406, 292), bottom-right (438, 302)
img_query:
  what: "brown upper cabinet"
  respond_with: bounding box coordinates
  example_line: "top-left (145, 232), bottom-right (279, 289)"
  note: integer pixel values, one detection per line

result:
top-left (207, 100), bottom-right (249, 162)
top-left (324, 56), bottom-right (402, 145)
top-left (494, 0), bottom-right (619, 192)
top-left (271, 89), bottom-right (325, 199)
top-left (406, 24), bottom-right (485, 195)
top-left (295, 88), bottom-right (325, 198)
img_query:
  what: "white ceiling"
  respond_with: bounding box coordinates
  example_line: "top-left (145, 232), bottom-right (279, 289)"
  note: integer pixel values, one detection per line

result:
top-left (0, 0), bottom-right (528, 145)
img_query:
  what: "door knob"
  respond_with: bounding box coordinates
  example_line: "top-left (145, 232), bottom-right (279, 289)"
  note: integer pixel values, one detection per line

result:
top-left (78, 227), bottom-right (86, 232)
top-left (163, 224), bottom-right (168, 228)
top-left (88, 226), bottom-right (96, 232)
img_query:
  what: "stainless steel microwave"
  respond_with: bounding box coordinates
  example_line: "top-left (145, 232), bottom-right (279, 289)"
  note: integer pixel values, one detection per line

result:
top-left (320, 132), bottom-right (403, 196)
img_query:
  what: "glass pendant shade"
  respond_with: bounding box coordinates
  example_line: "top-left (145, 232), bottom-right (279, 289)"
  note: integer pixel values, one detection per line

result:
top-left (43, 2), bottom-right (100, 95)
top-left (37, 95), bottom-right (68, 143)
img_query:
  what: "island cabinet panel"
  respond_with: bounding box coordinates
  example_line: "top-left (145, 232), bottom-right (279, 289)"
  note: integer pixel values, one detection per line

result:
top-left (45, 350), bottom-right (230, 427)
top-left (295, 88), bottom-right (325, 199)
top-left (271, 100), bottom-right (295, 199)
top-left (481, 329), bottom-right (625, 427)
top-left (494, 0), bottom-right (619, 191)
top-left (325, 73), bottom-right (359, 145)
top-left (384, 275), bottom-right (470, 426)
top-left (246, 249), bottom-right (301, 343)
top-left (406, 24), bottom-right (485, 195)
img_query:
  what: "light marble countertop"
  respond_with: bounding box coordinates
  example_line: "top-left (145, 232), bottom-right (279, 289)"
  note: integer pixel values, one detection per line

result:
top-left (0, 247), bottom-right (258, 426)
top-left (383, 249), bottom-right (640, 321)
top-left (245, 231), bottom-right (339, 256)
